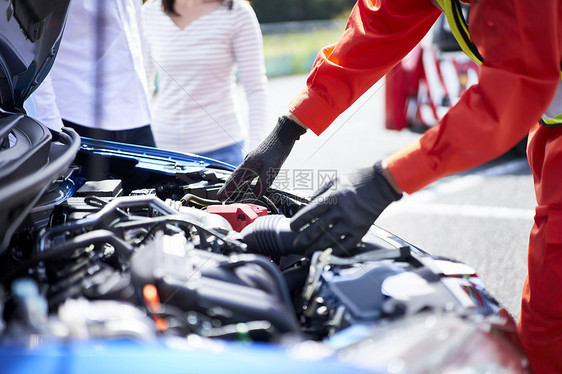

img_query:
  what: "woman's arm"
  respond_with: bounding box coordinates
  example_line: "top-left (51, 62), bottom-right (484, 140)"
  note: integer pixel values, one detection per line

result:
top-left (233, 1), bottom-right (268, 150)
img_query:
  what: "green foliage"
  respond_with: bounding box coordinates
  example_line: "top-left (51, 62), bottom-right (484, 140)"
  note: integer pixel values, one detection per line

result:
top-left (252, 0), bottom-right (354, 77)
top-left (251, 0), bottom-right (356, 23)
top-left (262, 24), bottom-right (345, 77)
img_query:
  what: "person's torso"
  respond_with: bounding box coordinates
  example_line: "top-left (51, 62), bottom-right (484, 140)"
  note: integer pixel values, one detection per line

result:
top-left (50, 0), bottom-right (152, 130)
top-left (143, 2), bottom-right (238, 117)
top-left (142, 1), bottom-right (250, 152)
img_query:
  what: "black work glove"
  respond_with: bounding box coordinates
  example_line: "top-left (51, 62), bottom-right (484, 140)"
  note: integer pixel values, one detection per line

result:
top-left (218, 116), bottom-right (306, 201)
top-left (290, 161), bottom-right (402, 256)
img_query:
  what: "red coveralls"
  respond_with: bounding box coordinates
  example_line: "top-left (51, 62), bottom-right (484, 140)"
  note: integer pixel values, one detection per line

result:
top-left (288, 0), bottom-right (562, 372)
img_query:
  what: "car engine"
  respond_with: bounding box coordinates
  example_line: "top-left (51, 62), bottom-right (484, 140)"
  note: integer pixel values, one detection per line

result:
top-left (0, 138), bottom-right (504, 344)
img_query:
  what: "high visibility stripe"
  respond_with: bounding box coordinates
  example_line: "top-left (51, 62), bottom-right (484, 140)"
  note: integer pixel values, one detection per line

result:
top-left (441, 0), bottom-right (483, 64)
top-left (540, 81), bottom-right (562, 126)
top-left (435, 0), bottom-right (562, 126)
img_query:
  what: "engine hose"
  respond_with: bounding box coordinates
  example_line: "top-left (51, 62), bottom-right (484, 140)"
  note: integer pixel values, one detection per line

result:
top-left (32, 229), bottom-right (134, 263)
top-left (180, 193), bottom-right (220, 207)
top-left (181, 193), bottom-right (280, 215)
top-left (2, 230), bottom-right (134, 282)
top-left (225, 254), bottom-right (296, 318)
top-left (240, 215), bottom-right (302, 257)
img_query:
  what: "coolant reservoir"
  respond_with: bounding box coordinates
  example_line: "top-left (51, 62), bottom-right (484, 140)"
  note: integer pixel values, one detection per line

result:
top-left (206, 203), bottom-right (268, 232)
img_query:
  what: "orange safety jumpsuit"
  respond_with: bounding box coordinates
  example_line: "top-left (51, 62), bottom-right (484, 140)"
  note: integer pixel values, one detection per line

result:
top-left (288, 0), bottom-right (562, 372)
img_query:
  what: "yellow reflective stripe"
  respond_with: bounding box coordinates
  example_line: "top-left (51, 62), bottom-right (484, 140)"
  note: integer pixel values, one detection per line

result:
top-left (451, 1), bottom-right (469, 37)
top-left (441, 0), bottom-right (483, 64)
top-left (437, 0), bottom-right (562, 126)
top-left (540, 80), bottom-right (562, 126)
top-left (540, 113), bottom-right (562, 126)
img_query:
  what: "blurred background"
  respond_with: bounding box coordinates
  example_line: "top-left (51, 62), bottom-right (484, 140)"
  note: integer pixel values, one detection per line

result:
top-left (254, 0), bottom-right (352, 77)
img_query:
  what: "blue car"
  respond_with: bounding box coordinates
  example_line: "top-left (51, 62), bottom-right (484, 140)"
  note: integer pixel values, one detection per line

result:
top-left (0, 1), bottom-right (528, 373)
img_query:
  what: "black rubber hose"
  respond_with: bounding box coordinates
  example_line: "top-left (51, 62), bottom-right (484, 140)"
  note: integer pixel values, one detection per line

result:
top-left (32, 229), bottom-right (134, 263)
top-left (225, 254), bottom-right (295, 313)
top-left (240, 215), bottom-right (302, 257)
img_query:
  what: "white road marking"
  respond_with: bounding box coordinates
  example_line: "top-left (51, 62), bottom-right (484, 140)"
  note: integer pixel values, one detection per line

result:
top-left (408, 158), bottom-right (530, 203)
top-left (384, 203), bottom-right (534, 220)
top-left (382, 158), bottom-right (535, 220)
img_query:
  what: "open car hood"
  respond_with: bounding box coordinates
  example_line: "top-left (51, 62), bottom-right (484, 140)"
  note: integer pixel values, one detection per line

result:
top-left (0, 0), bottom-right (73, 254)
top-left (0, 0), bottom-right (70, 113)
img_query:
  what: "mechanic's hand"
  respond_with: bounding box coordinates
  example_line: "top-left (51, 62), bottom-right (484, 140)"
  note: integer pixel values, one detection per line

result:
top-left (218, 116), bottom-right (306, 202)
top-left (290, 161), bottom-right (402, 256)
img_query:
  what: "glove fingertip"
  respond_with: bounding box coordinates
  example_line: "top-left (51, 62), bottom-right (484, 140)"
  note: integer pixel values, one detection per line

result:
top-left (289, 215), bottom-right (305, 230)
top-left (217, 182), bottom-right (234, 202)
top-left (290, 213), bottom-right (315, 231)
top-left (219, 166), bottom-right (259, 201)
top-left (217, 189), bottom-right (228, 202)
top-left (290, 203), bottom-right (330, 230)
top-left (332, 236), bottom-right (359, 256)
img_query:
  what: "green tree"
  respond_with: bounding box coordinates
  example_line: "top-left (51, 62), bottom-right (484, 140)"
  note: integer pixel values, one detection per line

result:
top-left (251, 0), bottom-right (356, 23)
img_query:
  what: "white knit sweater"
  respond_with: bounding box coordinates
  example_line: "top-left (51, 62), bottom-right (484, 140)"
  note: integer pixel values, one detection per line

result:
top-left (142, 0), bottom-right (267, 154)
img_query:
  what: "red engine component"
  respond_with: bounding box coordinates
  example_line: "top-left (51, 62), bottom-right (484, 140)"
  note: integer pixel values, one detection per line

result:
top-left (206, 203), bottom-right (268, 232)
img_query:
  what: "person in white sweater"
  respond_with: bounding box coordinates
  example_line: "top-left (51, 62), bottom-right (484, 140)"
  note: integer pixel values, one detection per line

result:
top-left (142, 0), bottom-right (268, 166)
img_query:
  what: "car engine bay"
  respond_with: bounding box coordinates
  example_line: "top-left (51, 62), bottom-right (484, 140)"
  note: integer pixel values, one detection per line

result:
top-left (0, 134), bottom-right (504, 345)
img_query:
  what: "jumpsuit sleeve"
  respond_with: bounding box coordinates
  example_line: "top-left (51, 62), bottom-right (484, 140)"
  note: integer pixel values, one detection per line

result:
top-left (386, 0), bottom-right (561, 193)
top-left (289, 0), bottom-right (442, 135)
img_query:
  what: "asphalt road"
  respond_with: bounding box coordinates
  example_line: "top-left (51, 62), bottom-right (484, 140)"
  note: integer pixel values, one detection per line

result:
top-left (243, 74), bottom-right (535, 320)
